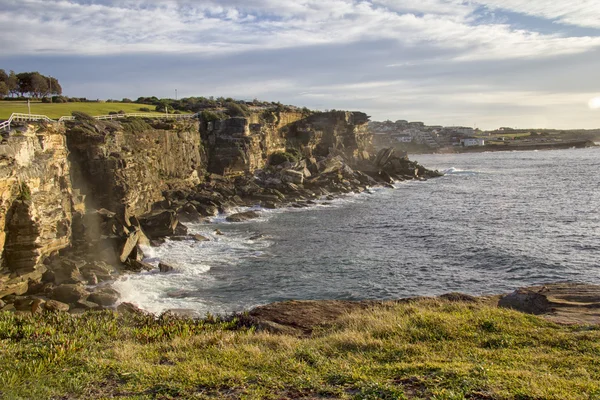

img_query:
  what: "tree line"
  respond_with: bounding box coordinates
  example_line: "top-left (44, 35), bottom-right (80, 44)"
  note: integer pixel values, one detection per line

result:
top-left (0, 70), bottom-right (62, 98)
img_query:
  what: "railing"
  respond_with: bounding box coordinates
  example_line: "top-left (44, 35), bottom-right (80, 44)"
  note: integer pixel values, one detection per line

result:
top-left (1, 112), bottom-right (198, 132)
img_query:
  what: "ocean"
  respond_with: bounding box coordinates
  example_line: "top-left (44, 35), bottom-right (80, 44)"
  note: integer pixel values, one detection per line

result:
top-left (113, 147), bottom-right (600, 315)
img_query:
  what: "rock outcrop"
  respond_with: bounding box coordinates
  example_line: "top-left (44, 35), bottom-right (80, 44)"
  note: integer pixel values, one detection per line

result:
top-left (0, 123), bottom-right (83, 297)
top-left (0, 109), bottom-right (440, 306)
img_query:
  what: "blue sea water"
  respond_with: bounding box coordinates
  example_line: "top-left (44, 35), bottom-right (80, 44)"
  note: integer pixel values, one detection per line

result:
top-left (113, 147), bottom-right (600, 315)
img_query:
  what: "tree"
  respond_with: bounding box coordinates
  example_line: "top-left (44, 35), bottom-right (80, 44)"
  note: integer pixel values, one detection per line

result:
top-left (0, 69), bottom-right (7, 83)
top-left (7, 71), bottom-right (18, 97)
top-left (0, 82), bottom-right (8, 97)
top-left (30, 73), bottom-right (48, 98)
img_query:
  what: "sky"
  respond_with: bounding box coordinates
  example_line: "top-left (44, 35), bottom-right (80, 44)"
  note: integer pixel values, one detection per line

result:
top-left (1, 0), bottom-right (600, 129)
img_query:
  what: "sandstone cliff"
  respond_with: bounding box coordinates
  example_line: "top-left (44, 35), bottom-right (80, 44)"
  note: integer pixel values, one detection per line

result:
top-left (0, 110), bottom-right (437, 303)
top-left (0, 123), bottom-right (83, 297)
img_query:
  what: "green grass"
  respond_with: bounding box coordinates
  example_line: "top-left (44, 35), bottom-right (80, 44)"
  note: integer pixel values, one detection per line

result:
top-left (1, 300), bottom-right (600, 399)
top-left (0, 101), bottom-right (175, 120)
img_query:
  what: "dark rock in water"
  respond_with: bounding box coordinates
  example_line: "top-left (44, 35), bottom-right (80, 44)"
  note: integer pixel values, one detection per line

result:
top-left (126, 259), bottom-right (154, 272)
top-left (139, 210), bottom-right (179, 238)
top-left (215, 229), bottom-right (224, 236)
top-left (262, 201), bottom-right (280, 209)
top-left (166, 290), bottom-right (192, 299)
top-left (249, 234), bottom-right (265, 241)
top-left (118, 228), bottom-right (142, 263)
top-left (226, 211), bottom-right (260, 222)
top-left (177, 202), bottom-right (203, 223)
top-left (44, 299), bottom-right (70, 312)
top-left (174, 222), bottom-right (188, 236)
top-left (159, 262), bottom-right (176, 273)
top-left (150, 238), bottom-right (166, 247)
top-left (169, 236), bottom-right (189, 242)
top-left (51, 284), bottom-right (90, 304)
top-left (192, 234), bottom-right (210, 242)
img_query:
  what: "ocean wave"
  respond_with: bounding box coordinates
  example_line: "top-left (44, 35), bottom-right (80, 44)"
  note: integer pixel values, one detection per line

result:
top-left (441, 167), bottom-right (479, 175)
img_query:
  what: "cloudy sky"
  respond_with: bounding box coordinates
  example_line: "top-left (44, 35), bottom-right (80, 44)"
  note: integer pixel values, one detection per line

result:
top-left (1, 0), bottom-right (600, 129)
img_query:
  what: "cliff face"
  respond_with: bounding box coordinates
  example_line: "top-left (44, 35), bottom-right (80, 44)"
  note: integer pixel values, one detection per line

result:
top-left (0, 111), bottom-right (375, 298)
top-left (0, 124), bottom-right (82, 297)
top-left (65, 118), bottom-right (206, 219)
top-left (201, 111), bottom-right (372, 176)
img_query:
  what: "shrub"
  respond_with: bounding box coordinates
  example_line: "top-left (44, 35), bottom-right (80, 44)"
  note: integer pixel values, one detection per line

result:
top-left (200, 110), bottom-right (226, 122)
top-left (224, 102), bottom-right (249, 117)
top-left (108, 111), bottom-right (118, 115)
top-left (17, 183), bottom-right (31, 201)
top-left (71, 111), bottom-right (96, 122)
top-left (269, 151), bottom-right (299, 165)
top-left (139, 107), bottom-right (151, 112)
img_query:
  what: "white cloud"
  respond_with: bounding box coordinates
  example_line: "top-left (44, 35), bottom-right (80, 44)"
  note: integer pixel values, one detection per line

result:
top-left (1, 0), bottom-right (599, 62)
top-left (473, 0), bottom-right (600, 29)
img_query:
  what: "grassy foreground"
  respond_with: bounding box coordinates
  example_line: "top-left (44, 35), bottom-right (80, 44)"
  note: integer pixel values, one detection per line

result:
top-left (1, 300), bottom-right (600, 399)
top-left (0, 101), bottom-right (168, 119)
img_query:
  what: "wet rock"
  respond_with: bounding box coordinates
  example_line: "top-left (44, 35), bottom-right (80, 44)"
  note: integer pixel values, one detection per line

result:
top-left (51, 284), bottom-right (90, 304)
top-left (192, 234), bottom-right (210, 242)
top-left (215, 229), bottom-right (224, 236)
top-left (174, 222), bottom-right (188, 236)
top-left (125, 259), bottom-right (154, 272)
top-left (44, 299), bottom-right (70, 312)
top-left (150, 238), bottom-right (166, 247)
top-left (177, 203), bottom-right (203, 223)
top-left (139, 210), bottom-right (179, 238)
top-left (226, 211), bottom-right (260, 222)
top-left (159, 262), bottom-right (176, 273)
top-left (119, 228), bottom-right (142, 263)
top-left (249, 234), bottom-right (265, 241)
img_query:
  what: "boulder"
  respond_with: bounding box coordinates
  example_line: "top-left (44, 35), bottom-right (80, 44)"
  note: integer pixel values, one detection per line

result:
top-left (119, 228), bottom-right (142, 263)
top-left (226, 211), bottom-right (261, 223)
top-left (44, 300), bottom-right (70, 312)
top-left (193, 203), bottom-right (219, 217)
top-left (192, 234), bottom-right (210, 242)
top-left (498, 289), bottom-right (552, 315)
top-left (177, 203), bottom-right (203, 223)
top-left (139, 210), bottom-right (179, 238)
top-left (117, 302), bottom-right (146, 315)
top-left (51, 284), bottom-right (90, 304)
top-left (159, 262), bottom-right (176, 273)
top-left (75, 300), bottom-right (101, 310)
top-left (174, 222), bottom-right (188, 236)
top-left (281, 169), bottom-right (304, 185)
top-left (125, 259), bottom-right (154, 272)
top-left (88, 287), bottom-right (120, 307)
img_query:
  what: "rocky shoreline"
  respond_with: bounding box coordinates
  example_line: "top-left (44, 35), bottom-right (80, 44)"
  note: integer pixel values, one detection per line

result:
top-left (0, 109), bottom-right (442, 314)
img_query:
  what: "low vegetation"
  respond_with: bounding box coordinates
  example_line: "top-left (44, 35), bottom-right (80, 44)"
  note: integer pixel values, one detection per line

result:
top-left (1, 300), bottom-right (599, 399)
top-left (0, 101), bottom-right (170, 120)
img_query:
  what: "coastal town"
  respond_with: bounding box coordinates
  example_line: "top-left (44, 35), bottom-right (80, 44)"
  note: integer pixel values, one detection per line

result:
top-left (369, 119), bottom-right (600, 153)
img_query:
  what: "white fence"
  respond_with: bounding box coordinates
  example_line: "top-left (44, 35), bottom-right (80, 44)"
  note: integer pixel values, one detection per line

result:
top-left (1, 112), bottom-right (198, 132)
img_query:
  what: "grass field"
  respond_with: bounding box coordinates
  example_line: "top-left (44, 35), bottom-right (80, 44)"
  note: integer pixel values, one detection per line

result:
top-left (1, 299), bottom-right (599, 399)
top-left (0, 101), bottom-right (170, 119)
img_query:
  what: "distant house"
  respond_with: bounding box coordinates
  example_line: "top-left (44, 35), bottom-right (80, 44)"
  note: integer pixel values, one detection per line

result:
top-left (460, 138), bottom-right (485, 147)
top-left (447, 126), bottom-right (475, 136)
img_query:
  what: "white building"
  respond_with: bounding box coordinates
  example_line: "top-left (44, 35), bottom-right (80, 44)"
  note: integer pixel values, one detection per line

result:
top-left (460, 138), bottom-right (485, 147)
